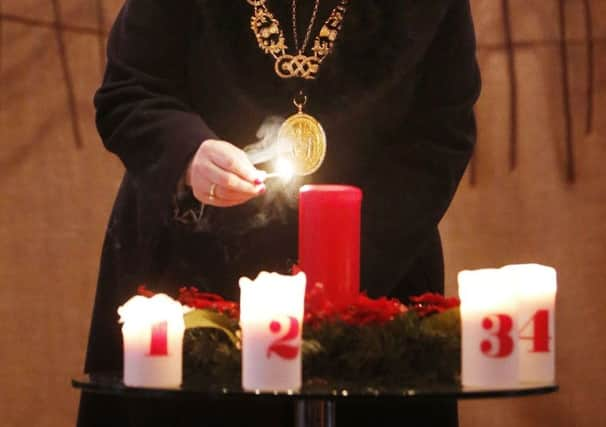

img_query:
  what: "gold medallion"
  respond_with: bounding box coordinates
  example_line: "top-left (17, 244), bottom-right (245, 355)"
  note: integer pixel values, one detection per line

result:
top-left (278, 112), bottom-right (326, 176)
top-left (244, 0), bottom-right (350, 175)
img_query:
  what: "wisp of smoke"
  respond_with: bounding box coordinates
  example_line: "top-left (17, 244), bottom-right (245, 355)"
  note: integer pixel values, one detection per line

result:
top-left (243, 115), bottom-right (301, 230)
top-left (243, 115), bottom-right (287, 165)
top-left (192, 116), bottom-right (302, 239)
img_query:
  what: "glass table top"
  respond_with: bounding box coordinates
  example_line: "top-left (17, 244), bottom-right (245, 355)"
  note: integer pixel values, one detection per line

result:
top-left (72, 373), bottom-right (558, 401)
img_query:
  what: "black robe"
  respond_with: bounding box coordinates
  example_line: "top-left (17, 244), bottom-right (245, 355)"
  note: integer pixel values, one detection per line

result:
top-left (78, 0), bottom-right (480, 426)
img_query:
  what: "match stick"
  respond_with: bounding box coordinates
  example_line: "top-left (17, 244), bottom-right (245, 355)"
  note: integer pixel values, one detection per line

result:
top-left (264, 172), bottom-right (283, 180)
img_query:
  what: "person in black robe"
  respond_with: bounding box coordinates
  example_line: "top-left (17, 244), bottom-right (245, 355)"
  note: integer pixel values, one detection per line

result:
top-left (77, 0), bottom-right (481, 426)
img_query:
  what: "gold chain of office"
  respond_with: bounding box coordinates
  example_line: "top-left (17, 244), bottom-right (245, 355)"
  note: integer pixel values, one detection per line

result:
top-left (246, 0), bottom-right (350, 80)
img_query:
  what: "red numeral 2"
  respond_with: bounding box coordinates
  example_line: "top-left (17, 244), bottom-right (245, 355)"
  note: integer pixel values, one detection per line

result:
top-left (149, 321), bottom-right (169, 356)
top-left (481, 314), bottom-right (514, 358)
top-left (267, 317), bottom-right (300, 360)
top-left (519, 309), bottom-right (551, 352)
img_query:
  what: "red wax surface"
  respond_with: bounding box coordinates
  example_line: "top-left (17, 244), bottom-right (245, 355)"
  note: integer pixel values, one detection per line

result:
top-left (149, 321), bottom-right (169, 356)
top-left (299, 185), bottom-right (362, 306)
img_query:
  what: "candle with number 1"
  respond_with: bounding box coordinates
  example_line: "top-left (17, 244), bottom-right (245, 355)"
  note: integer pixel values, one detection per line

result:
top-left (458, 269), bottom-right (519, 388)
top-left (502, 264), bottom-right (557, 383)
top-left (117, 294), bottom-right (186, 388)
top-left (239, 271), bottom-right (306, 391)
top-left (299, 185), bottom-right (362, 306)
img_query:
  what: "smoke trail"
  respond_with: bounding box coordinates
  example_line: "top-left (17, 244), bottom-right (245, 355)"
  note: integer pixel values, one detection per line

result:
top-left (244, 115), bottom-right (287, 165)
top-left (191, 116), bottom-right (302, 237)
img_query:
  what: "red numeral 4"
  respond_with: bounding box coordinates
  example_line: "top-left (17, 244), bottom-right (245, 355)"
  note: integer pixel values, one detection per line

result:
top-left (519, 309), bottom-right (551, 352)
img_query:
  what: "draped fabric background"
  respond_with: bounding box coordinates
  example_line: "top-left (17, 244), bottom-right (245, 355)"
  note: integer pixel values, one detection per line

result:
top-left (0, 1), bottom-right (604, 426)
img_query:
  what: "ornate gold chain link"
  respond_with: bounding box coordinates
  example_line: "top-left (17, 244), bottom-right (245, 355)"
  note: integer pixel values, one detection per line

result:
top-left (247, 0), bottom-right (349, 80)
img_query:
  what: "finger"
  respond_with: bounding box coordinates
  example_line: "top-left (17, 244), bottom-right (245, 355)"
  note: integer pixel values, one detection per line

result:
top-left (192, 183), bottom-right (243, 207)
top-left (191, 178), bottom-right (264, 207)
top-left (203, 159), bottom-right (260, 195)
top-left (205, 140), bottom-right (262, 183)
top-left (205, 188), bottom-right (261, 207)
top-left (215, 184), bottom-right (266, 202)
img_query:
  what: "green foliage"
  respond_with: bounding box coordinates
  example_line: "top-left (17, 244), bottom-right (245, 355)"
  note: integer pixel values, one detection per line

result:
top-left (302, 309), bottom-right (461, 386)
top-left (181, 308), bottom-right (461, 387)
top-left (183, 326), bottom-right (241, 386)
top-left (184, 309), bottom-right (239, 346)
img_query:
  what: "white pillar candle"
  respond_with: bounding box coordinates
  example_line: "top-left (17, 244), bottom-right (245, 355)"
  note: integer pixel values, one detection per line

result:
top-left (458, 269), bottom-right (519, 388)
top-left (117, 294), bottom-right (187, 388)
top-left (502, 263), bottom-right (557, 383)
top-left (239, 271), bottom-right (307, 392)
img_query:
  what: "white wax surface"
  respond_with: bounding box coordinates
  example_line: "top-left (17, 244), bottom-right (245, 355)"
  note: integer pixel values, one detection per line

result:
top-left (458, 269), bottom-right (519, 388)
top-left (241, 320), bottom-right (302, 391)
top-left (122, 321), bottom-right (184, 388)
top-left (118, 294), bottom-right (186, 388)
top-left (502, 264), bottom-right (557, 383)
top-left (240, 272), bottom-right (306, 392)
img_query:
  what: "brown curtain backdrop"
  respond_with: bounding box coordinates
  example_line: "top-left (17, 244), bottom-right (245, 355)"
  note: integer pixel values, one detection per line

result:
top-left (0, 1), bottom-right (604, 426)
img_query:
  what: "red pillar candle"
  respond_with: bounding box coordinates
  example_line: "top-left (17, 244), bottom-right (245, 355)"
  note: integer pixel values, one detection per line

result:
top-left (299, 185), bottom-right (362, 306)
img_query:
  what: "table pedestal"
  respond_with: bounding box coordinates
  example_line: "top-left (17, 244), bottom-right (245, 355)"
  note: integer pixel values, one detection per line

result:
top-left (295, 400), bottom-right (335, 427)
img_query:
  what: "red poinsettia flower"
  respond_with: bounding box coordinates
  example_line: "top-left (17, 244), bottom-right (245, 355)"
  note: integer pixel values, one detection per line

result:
top-left (137, 284), bottom-right (156, 298)
top-left (303, 281), bottom-right (339, 326)
top-left (342, 293), bottom-right (407, 326)
top-left (178, 287), bottom-right (240, 319)
top-left (303, 280), bottom-right (406, 327)
top-left (291, 264), bottom-right (303, 276)
top-left (138, 274), bottom-right (427, 328)
top-left (409, 292), bottom-right (460, 317)
top-left (136, 285), bottom-right (239, 318)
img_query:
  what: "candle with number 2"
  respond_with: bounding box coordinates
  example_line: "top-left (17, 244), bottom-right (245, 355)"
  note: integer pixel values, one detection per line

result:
top-left (299, 185), bottom-right (362, 305)
top-left (239, 271), bottom-right (306, 391)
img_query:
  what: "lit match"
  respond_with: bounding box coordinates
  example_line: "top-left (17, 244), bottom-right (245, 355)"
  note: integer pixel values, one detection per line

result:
top-left (264, 158), bottom-right (294, 182)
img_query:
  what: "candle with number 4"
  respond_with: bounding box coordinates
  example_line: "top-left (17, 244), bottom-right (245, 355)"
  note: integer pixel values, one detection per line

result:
top-left (458, 269), bottom-right (519, 388)
top-left (239, 271), bottom-right (306, 392)
top-left (502, 264), bottom-right (557, 383)
top-left (117, 294), bottom-right (186, 388)
top-left (299, 185), bottom-right (362, 306)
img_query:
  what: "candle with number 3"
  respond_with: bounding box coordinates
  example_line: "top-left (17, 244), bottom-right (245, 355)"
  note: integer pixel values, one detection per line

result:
top-left (458, 269), bottom-right (519, 388)
top-left (239, 271), bottom-right (306, 392)
top-left (117, 294), bottom-right (187, 388)
top-left (502, 264), bottom-right (557, 383)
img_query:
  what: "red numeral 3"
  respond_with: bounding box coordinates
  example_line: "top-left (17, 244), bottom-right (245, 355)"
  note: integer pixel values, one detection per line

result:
top-left (480, 314), bottom-right (514, 358)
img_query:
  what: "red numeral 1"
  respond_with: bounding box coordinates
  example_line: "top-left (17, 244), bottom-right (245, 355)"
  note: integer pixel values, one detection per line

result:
top-left (519, 309), bottom-right (551, 352)
top-left (149, 321), bottom-right (169, 356)
top-left (481, 314), bottom-right (514, 358)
